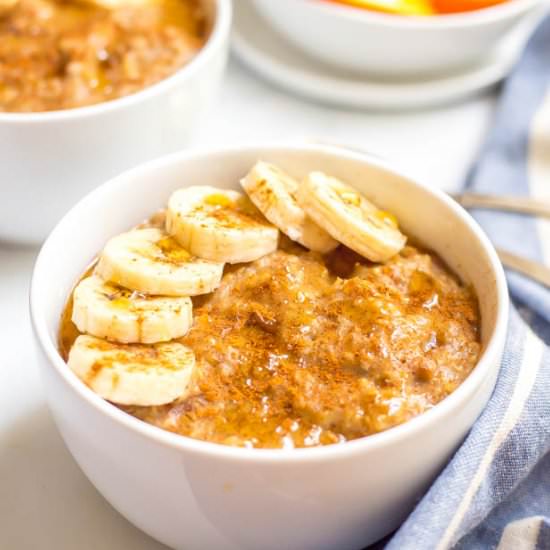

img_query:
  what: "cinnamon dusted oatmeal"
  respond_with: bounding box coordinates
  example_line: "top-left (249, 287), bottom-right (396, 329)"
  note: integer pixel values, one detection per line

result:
top-left (60, 235), bottom-right (480, 449)
top-left (0, 0), bottom-right (206, 112)
top-left (60, 168), bottom-right (481, 449)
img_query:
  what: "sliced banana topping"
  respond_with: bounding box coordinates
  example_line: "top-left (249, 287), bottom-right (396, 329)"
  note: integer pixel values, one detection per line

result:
top-left (68, 335), bottom-right (196, 406)
top-left (65, 169), bottom-right (412, 408)
top-left (166, 186), bottom-right (279, 264)
top-left (72, 275), bottom-right (193, 344)
top-left (297, 172), bottom-right (406, 263)
top-left (95, 228), bottom-right (224, 296)
top-left (240, 161), bottom-right (338, 254)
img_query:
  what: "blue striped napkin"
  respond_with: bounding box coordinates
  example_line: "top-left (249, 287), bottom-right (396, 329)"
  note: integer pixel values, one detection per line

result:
top-left (385, 15), bottom-right (550, 550)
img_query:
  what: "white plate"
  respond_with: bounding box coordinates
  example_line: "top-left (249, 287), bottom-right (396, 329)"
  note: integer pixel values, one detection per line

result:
top-left (232, 0), bottom-right (540, 110)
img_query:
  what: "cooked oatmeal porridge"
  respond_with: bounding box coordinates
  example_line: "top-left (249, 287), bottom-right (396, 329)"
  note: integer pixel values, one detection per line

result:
top-left (0, 0), bottom-right (206, 112)
top-left (60, 164), bottom-right (481, 449)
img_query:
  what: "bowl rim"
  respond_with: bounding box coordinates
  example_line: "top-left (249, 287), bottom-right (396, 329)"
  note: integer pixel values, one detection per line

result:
top-left (30, 142), bottom-right (510, 464)
top-left (271, 0), bottom-right (541, 28)
top-left (0, 0), bottom-right (231, 124)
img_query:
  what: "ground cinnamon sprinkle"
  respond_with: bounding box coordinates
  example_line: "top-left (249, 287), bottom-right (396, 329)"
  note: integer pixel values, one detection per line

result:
top-left (59, 232), bottom-right (480, 449)
top-left (192, 196), bottom-right (271, 230)
top-left (0, 0), bottom-right (206, 112)
top-left (56, 234), bottom-right (480, 449)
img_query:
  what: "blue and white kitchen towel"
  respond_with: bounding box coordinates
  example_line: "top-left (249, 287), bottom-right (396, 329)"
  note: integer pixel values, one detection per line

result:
top-left (385, 14), bottom-right (550, 550)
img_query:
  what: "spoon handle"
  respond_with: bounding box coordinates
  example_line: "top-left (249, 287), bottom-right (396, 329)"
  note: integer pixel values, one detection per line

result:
top-left (497, 248), bottom-right (550, 289)
top-left (453, 192), bottom-right (550, 219)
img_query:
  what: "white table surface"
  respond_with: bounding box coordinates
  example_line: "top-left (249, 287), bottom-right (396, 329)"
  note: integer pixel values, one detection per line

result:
top-left (0, 58), bottom-right (497, 550)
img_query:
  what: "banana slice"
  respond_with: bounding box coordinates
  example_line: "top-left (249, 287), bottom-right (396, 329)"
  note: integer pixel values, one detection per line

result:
top-left (95, 228), bottom-right (224, 296)
top-left (240, 161), bottom-right (338, 254)
top-left (297, 172), bottom-right (406, 263)
top-left (68, 335), bottom-right (195, 406)
top-left (72, 275), bottom-right (193, 344)
top-left (166, 186), bottom-right (279, 264)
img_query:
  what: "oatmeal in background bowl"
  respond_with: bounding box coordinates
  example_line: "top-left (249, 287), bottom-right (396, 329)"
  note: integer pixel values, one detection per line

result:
top-left (0, 0), bottom-right (207, 112)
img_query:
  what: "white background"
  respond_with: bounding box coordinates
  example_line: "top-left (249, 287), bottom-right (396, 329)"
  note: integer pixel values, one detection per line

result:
top-left (0, 59), bottom-right (496, 549)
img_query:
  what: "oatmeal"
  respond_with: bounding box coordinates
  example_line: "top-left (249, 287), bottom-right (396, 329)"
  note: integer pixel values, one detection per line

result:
top-left (0, 0), bottom-right (206, 112)
top-left (59, 165), bottom-right (481, 449)
top-left (61, 238), bottom-right (480, 449)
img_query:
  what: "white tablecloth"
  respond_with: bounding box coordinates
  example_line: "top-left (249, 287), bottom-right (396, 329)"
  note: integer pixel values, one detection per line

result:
top-left (0, 59), bottom-right (497, 550)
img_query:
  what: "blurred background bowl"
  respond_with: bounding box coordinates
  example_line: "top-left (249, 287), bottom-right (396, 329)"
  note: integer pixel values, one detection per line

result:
top-left (253, 0), bottom-right (541, 76)
top-left (0, 0), bottom-right (231, 245)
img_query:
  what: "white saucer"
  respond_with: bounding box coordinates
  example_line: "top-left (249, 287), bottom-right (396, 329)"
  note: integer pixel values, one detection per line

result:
top-left (232, 0), bottom-right (536, 110)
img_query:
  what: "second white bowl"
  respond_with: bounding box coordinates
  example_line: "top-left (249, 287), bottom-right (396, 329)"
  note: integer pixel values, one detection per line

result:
top-left (254, 0), bottom-right (540, 76)
top-left (0, 0), bottom-right (231, 244)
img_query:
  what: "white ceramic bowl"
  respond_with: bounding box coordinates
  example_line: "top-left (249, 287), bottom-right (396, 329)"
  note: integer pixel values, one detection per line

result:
top-left (31, 144), bottom-right (508, 550)
top-left (253, 0), bottom-right (540, 76)
top-left (0, 0), bottom-right (231, 245)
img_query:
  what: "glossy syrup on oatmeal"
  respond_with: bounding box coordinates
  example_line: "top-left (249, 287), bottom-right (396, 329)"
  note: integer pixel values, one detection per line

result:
top-left (60, 232), bottom-right (480, 449)
top-left (0, 0), bottom-right (207, 112)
